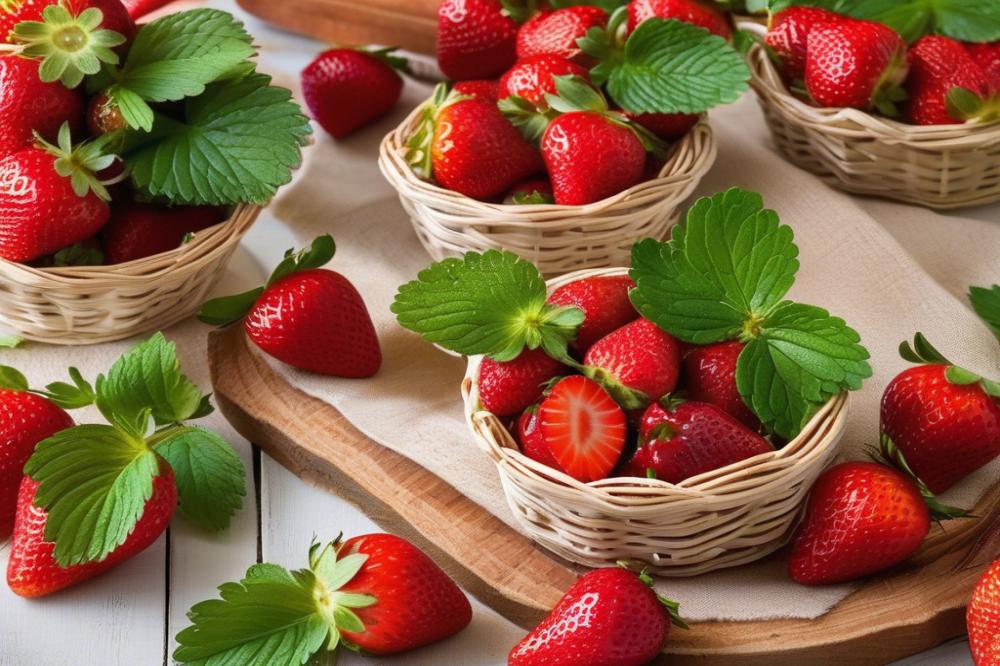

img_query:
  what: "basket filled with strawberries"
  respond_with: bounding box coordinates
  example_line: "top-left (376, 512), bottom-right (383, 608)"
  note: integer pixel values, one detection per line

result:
top-left (749, 1), bottom-right (1000, 209)
top-left (379, 1), bottom-right (751, 276)
top-left (393, 187), bottom-right (872, 575)
top-left (0, 2), bottom-right (310, 344)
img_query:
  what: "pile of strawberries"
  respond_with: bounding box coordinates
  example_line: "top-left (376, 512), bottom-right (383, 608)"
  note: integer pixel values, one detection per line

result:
top-left (765, 6), bottom-right (1000, 125)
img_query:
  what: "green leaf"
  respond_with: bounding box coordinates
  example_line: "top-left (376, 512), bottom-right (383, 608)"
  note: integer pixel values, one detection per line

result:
top-left (0, 365), bottom-right (29, 391)
top-left (392, 250), bottom-right (584, 362)
top-left (121, 73), bottom-right (311, 206)
top-left (23, 425), bottom-right (159, 566)
top-left (970, 284), bottom-right (1000, 341)
top-left (198, 287), bottom-right (265, 327)
top-left (0, 335), bottom-right (22, 349)
top-left (736, 302), bottom-right (872, 439)
top-left (603, 18), bottom-right (750, 114)
top-left (630, 188), bottom-right (799, 343)
top-left (43, 367), bottom-right (97, 409)
top-left (154, 427), bottom-right (245, 531)
top-left (109, 87), bottom-right (155, 133)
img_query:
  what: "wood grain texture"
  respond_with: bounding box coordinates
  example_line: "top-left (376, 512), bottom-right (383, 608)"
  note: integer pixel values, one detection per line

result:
top-left (208, 324), bottom-right (1000, 665)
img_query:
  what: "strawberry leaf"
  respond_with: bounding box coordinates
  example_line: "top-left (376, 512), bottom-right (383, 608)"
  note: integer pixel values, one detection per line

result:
top-left (154, 426), bottom-right (245, 532)
top-left (970, 284), bottom-right (1000, 342)
top-left (0, 366), bottom-right (29, 391)
top-left (43, 367), bottom-right (97, 409)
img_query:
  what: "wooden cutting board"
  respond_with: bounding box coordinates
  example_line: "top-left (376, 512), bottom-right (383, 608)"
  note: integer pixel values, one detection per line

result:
top-left (208, 324), bottom-right (1000, 665)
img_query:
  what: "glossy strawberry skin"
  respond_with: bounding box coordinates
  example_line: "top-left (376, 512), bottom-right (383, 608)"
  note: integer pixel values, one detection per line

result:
top-left (102, 202), bottom-right (226, 264)
top-left (584, 318), bottom-right (681, 404)
top-left (516, 6), bottom-right (607, 62)
top-left (453, 79), bottom-right (501, 101)
top-left (0, 56), bottom-right (83, 159)
top-left (0, 390), bottom-right (73, 539)
top-left (0, 146), bottom-right (111, 263)
top-left (966, 42), bottom-right (1000, 89)
top-left (880, 364), bottom-right (1000, 494)
top-left (301, 49), bottom-right (403, 139)
top-left (509, 567), bottom-right (672, 666)
top-left (478, 348), bottom-right (565, 418)
top-left (541, 111), bottom-right (646, 205)
top-left (437, 0), bottom-right (518, 81)
top-left (628, 0), bottom-right (732, 38)
top-left (431, 99), bottom-right (542, 200)
top-left (7, 467), bottom-right (176, 597)
top-left (516, 405), bottom-right (563, 471)
top-left (805, 19), bottom-right (907, 110)
top-left (337, 533), bottom-right (472, 654)
top-left (547, 275), bottom-right (638, 354)
top-left (904, 36), bottom-right (992, 125)
top-left (765, 6), bottom-right (842, 81)
top-left (787, 462), bottom-right (930, 586)
top-left (244, 268), bottom-right (382, 378)
top-left (1, 0), bottom-right (136, 43)
top-left (499, 54), bottom-right (589, 107)
top-left (625, 112), bottom-right (698, 141)
top-left (968, 558), bottom-right (1000, 666)
top-left (683, 341), bottom-right (761, 431)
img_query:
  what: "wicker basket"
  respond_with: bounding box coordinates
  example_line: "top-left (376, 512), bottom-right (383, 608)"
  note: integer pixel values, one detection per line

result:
top-left (749, 44), bottom-right (1000, 209)
top-left (0, 204), bottom-right (262, 345)
top-left (461, 267), bottom-right (849, 576)
top-left (379, 101), bottom-right (717, 277)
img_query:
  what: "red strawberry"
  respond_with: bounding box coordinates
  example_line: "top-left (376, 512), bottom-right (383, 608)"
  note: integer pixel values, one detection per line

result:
top-left (1, 0), bottom-right (135, 44)
top-left (966, 42), bottom-right (1000, 89)
top-left (479, 347), bottom-right (565, 418)
top-left (968, 558), bottom-right (1000, 666)
top-left (538, 375), bottom-right (626, 482)
top-left (0, 390), bottom-right (72, 538)
top-left (625, 112), bottom-right (699, 141)
top-left (437, 0), bottom-right (518, 81)
top-left (499, 54), bottom-right (589, 107)
top-left (0, 128), bottom-right (112, 263)
top-left (765, 6), bottom-right (842, 81)
top-left (547, 275), bottom-right (638, 353)
top-left (904, 36), bottom-right (996, 125)
top-left (301, 48), bottom-right (406, 139)
top-left (628, 0), bottom-right (732, 39)
top-left (509, 566), bottom-right (685, 666)
top-left (336, 533), bottom-right (472, 654)
top-left (516, 6), bottom-right (607, 62)
top-left (0, 56), bottom-right (83, 159)
top-left (102, 202), bottom-right (226, 264)
top-left (7, 466), bottom-right (176, 597)
top-left (625, 398), bottom-right (772, 483)
top-left (805, 19), bottom-right (908, 112)
top-left (584, 318), bottom-right (681, 407)
top-left (118, 0), bottom-right (172, 19)
top-left (453, 79), bottom-right (501, 101)
top-left (516, 404), bottom-right (564, 471)
top-left (787, 462), bottom-right (931, 585)
top-left (503, 177), bottom-right (553, 204)
top-left (683, 341), bottom-right (761, 431)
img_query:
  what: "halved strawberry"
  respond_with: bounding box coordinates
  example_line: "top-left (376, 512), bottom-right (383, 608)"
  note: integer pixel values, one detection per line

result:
top-left (538, 375), bottom-right (626, 482)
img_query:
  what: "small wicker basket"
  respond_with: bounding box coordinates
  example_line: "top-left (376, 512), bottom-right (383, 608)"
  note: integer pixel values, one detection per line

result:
top-left (0, 204), bottom-right (261, 345)
top-left (379, 100), bottom-right (717, 277)
top-left (462, 267), bottom-right (849, 576)
top-left (749, 44), bottom-right (1000, 210)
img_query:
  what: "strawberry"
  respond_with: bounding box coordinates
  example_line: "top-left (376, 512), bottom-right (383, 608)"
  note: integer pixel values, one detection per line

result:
top-left (336, 533), bottom-right (472, 654)
top-left (86, 92), bottom-right (126, 136)
top-left (628, 0), bottom-right (732, 39)
top-left (625, 398), bottom-right (772, 483)
top-left (904, 36), bottom-right (997, 125)
top-left (787, 462), bottom-right (931, 585)
top-left (437, 0), bottom-right (518, 81)
top-left (764, 6), bottom-right (842, 81)
top-left (0, 389), bottom-right (73, 538)
top-left (0, 126), bottom-right (113, 263)
top-left (968, 558), bottom-right (1000, 666)
top-left (301, 48), bottom-right (407, 139)
top-left (516, 404), bottom-right (564, 471)
top-left (682, 341), bottom-right (761, 431)
top-left (804, 19), bottom-right (908, 113)
top-left (102, 202), bottom-right (226, 264)
top-left (880, 335), bottom-right (1000, 494)
top-left (499, 54), bottom-right (589, 107)
top-left (2, 0), bottom-right (135, 43)
top-left (626, 111), bottom-right (699, 141)
top-left (479, 347), bottom-right (565, 417)
top-left (0, 55), bottom-right (83, 159)
top-left (503, 177), bottom-right (553, 204)
top-left (966, 42), bottom-right (1000, 89)
top-left (7, 466), bottom-right (176, 597)
top-left (516, 6), bottom-right (607, 62)
top-left (509, 566), bottom-right (686, 666)
top-left (547, 275), bottom-right (638, 353)
top-left (453, 79), bottom-right (501, 101)
top-left (117, 0), bottom-right (172, 19)
top-left (583, 318), bottom-right (681, 408)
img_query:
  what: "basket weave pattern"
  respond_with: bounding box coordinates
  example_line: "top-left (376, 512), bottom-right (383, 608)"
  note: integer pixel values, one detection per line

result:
top-left (749, 45), bottom-right (1000, 209)
top-left (0, 204), bottom-right (261, 345)
top-left (379, 102), bottom-right (717, 276)
top-left (462, 267), bottom-right (849, 576)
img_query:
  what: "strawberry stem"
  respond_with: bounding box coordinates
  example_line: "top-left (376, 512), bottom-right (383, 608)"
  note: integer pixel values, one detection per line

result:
top-left (878, 434), bottom-right (972, 522)
top-left (618, 562), bottom-right (690, 630)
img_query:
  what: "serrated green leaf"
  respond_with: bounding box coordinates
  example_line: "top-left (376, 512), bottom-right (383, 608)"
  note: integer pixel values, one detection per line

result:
top-left (970, 284), bottom-right (1000, 342)
top-left (121, 73), bottom-right (311, 206)
top-left (43, 367), bottom-right (97, 409)
top-left (604, 18), bottom-right (750, 114)
top-left (109, 86), bottom-right (155, 132)
top-left (154, 426), bottom-right (245, 531)
top-left (24, 425), bottom-right (159, 566)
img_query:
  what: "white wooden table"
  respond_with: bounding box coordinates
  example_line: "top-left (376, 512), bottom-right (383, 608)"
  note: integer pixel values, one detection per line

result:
top-left (0, 4), bottom-right (986, 664)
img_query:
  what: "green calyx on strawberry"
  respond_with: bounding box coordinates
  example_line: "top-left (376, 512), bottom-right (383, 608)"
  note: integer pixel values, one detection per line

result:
top-left (498, 0), bottom-right (541, 25)
top-left (34, 121), bottom-right (116, 201)
top-left (876, 432), bottom-right (970, 522)
top-left (11, 2), bottom-right (125, 88)
top-left (945, 86), bottom-right (1000, 124)
top-left (405, 83), bottom-right (461, 180)
top-left (898, 332), bottom-right (1000, 399)
top-left (0, 362), bottom-right (96, 409)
